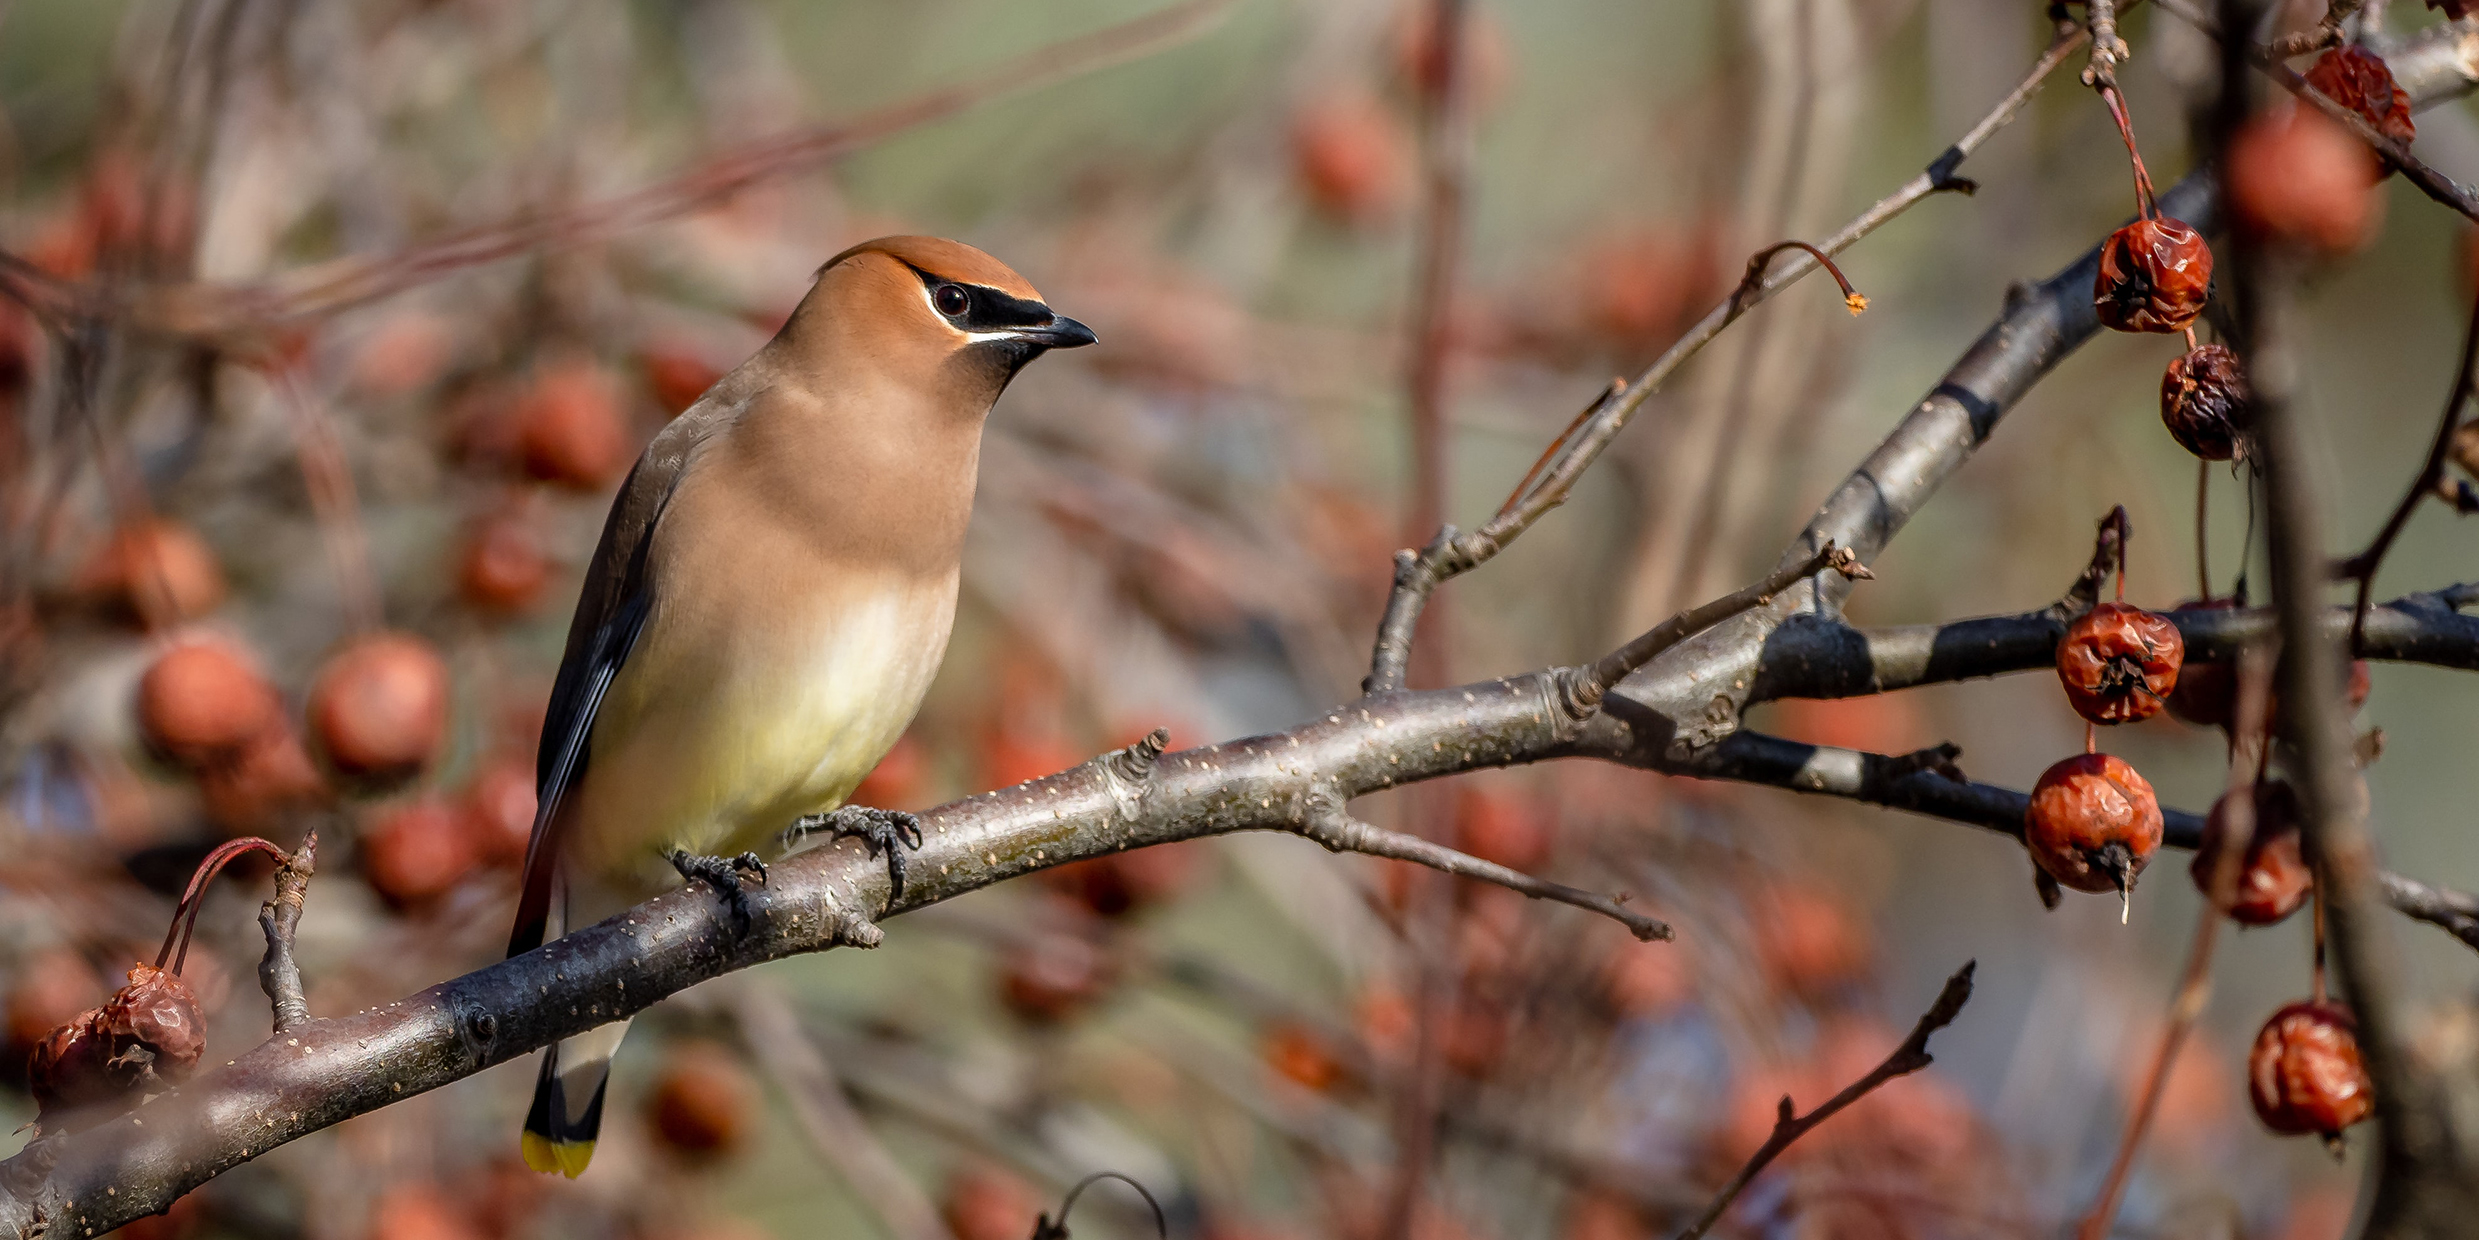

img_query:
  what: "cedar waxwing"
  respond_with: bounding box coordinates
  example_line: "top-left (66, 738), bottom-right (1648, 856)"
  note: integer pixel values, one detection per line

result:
top-left (508, 236), bottom-right (1094, 1177)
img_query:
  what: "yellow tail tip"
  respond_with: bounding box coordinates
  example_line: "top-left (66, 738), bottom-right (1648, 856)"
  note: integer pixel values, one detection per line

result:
top-left (521, 1130), bottom-right (595, 1178)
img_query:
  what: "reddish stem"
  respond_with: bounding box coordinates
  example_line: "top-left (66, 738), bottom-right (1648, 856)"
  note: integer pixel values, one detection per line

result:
top-left (156, 836), bottom-right (290, 973)
top-left (2098, 86), bottom-right (2159, 218)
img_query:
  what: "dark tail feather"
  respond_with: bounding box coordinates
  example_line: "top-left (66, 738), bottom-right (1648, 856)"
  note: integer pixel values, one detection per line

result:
top-left (521, 1042), bottom-right (610, 1177)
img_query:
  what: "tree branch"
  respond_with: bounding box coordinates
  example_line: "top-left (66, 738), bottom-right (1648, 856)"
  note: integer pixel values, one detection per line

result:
top-left (255, 832), bottom-right (319, 1036)
top-left (1673, 962), bottom-right (1977, 1240)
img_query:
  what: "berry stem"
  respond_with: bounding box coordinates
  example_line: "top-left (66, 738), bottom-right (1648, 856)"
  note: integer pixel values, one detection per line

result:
top-left (2086, 721), bottom-right (2097, 755)
top-left (2313, 888), bottom-right (2330, 1007)
top-left (2097, 86), bottom-right (2159, 219)
top-left (2196, 460), bottom-right (2213, 602)
top-left (156, 836), bottom-right (291, 974)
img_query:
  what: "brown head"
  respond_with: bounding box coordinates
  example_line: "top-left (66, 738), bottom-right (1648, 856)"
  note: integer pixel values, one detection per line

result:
top-left (774, 235), bottom-right (1095, 414)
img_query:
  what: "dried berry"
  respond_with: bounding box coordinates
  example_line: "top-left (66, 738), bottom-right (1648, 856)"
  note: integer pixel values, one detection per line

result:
top-left (2094, 217), bottom-right (2213, 334)
top-left (5, 949), bottom-right (103, 1076)
top-left (2304, 46), bottom-right (2414, 154)
top-left (2160, 345), bottom-right (2254, 461)
top-left (137, 639), bottom-right (283, 769)
top-left (2191, 780), bottom-right (2313, 926)
top-left (646, 1041), bottom-right (753, 1157)
top-left (99, 963), bottom-right (205, 1087)
top-left (2249, 1002), bottom-right (2374, 1140)
top-left (361, 800), bottom-right (478, 908)
top-left (2024, 752), bottom-right (2163, 898)
top-left (2056, 602), bottom-right (2184, 724)
top-left (307, 633), bottom-right (450, 784)
top-left (2227, 110), bottom-right (2380, 253)
top-left (27, 1009), bottom-right (120, 1117)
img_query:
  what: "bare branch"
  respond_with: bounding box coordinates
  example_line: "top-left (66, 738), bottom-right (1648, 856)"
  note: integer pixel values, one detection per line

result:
top-left (1673, 962), bottom-right (1977, 1240)
top-left (256, 832), bottom-right (319, 1036)
top-left (1296, 798), bottom-right (1671, 942)
top-left (2339, 286), bottom-right (2479, 648)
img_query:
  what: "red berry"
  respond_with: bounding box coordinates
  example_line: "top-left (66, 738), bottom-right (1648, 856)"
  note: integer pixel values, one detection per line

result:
top-left (360, 800), bottom-right (477, 908)
top-left (2191, 781), bottom-right (2313, 926)
top-left (942, 1166), bottom-right (1042, 1240)
top-left (639, 342), bottom-right (721, 418)
top-left (26, 1008), bottom-right (120, 1120)
top-left (1393, 2), bottom-right (1511, 109)
top-left (462, 759), bottom-right (537, 868)
top-left (1453, 786), bottom-right (1551, 871)
top-left (369, 1185), bottom-right (486, 1240)
top-left (1758, 883), bottom-right (1871, 997)
top-left (2095, 217), bottom-right (2213, 334)
top-left (1261, 1022), bottom-right (1345, 1092)
top-left (455, 509), bottom-right (552, 617)
top-left (2227, 110), bottom-right (2380, 254)
top-left (2024, 752), bottom-right (2163, 896)
top-left (2160, 345), bottom-right (2254, 461)
top-left (136, 639), bottom-right (283, 769)
top-left (1291, 95), bottom-right (1413, 223)
top-left (197, 729), bottom-right (327, 836)
top-left (2056, 602), bottom-right (2184, 724)
top-left (2304, 46), bottom-right (2414, 154)
top-left (4, 950), bottom-right (102, 1075)
top-left (2248, 1002), bottom-right (2374, 1140)
top-left (307, 633), bottom-right (450, 784)
top-left (77, 521), bottom-right (226, 626)
top-left (647, 1041), bottom-right (754, 1157)
top-left (516, 361), bottom-right (629, 490)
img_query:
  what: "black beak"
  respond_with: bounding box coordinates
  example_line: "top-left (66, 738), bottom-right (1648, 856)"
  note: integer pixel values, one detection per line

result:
top-left (1014, 315), bottom-right (1097, 349)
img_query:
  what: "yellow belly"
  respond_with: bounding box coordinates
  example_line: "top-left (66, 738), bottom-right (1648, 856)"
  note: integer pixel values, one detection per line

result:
top-left (566, 572), bottom-right (955, 895)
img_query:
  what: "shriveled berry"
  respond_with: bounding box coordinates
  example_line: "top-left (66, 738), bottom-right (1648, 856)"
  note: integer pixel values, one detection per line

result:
top-left (136, 639), bottom-right (283, 769)
top-left (2304, 46), bottom-right (2414, 153)
top-left (2191, 780), bottom-right (2313, 926)
top-left (99, 964), bottom-right (205, 1087)
top-left (2227, 110), bottom-right (2380, 253)
top-left (307, 633), bottom-right (450, 784)
top-left (27, 1009), bottom-right (120, 1118)
top-left (2249, 1002), bottom-right (2373, 1140)
top-left (2161, 345), bottom-right (2254, 461)
top-left (2056, 602), bottom-right (2184, 724)
top-left (2025, 752), bottom-right (2163, 896)
top-left (2095, 217), bottom-right (2213, 334)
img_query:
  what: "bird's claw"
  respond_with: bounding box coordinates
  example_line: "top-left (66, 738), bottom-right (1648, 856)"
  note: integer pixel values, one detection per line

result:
top-left (786, 807), bottom-right (924, 902)
top-left (670, 849), bottom-right (768, 935)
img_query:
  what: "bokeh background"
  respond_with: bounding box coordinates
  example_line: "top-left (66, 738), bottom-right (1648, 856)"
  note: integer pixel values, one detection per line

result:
top-left (1, 2), bottom-right (2474, 1239)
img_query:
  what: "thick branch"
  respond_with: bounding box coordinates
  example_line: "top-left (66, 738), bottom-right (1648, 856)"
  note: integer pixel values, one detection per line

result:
top-left (1674, 962), bottom-right (1977, 1240)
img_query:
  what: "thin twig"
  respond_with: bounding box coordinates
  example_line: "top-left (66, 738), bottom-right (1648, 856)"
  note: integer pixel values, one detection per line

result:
top-left (1298, 801), bottom-right (1670, 942)
top-left (2263, 0), bottom-right (2370, 58)
top-left (257, 832), bottom-right (319, 1035)
top-left (1674, 962), bottom-right (1978, 1240)
top-left (2339, 284), bottom-right (2479, 650)
top-left (1565, 543), bottom-right (1869, 718)
top-left (2073, 650), bottom-right (2273, 1240)
top-left (1356, 28), bottom-right (2081, 695)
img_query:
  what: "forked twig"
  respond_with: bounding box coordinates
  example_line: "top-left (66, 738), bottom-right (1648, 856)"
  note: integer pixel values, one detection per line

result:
top-left (1674, 962), bottom-right (1978, 1239)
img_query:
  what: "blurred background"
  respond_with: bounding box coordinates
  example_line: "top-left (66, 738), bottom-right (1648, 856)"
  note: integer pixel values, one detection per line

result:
top-left (0, 1), bottom-right (2474, 1238)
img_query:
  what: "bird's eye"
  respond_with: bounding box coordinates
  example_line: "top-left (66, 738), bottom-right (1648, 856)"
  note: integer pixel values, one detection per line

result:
top-left (934, 285), bottom-right (971, 317)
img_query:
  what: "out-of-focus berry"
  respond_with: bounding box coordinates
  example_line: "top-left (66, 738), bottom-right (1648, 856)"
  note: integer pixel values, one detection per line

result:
top-left (998, 921), bottom-right (1116, 1023)
top-left (2228, 110), bottom-right (2380, 253)
top-left (77, 521), bottom-right (226, 626)
top-left (1392, 2), bottom-right (1511, 108)
top-left (1261, 1021), bottom-right (1345, 1092)
top-left (851, 732), bottom-right (930, 810)
top-left (197, 729), bottom-right (326, 836)
top-left (2055, 602), bottom-right (2184, 725)
top-left (456, 508), bottom-right (552, 617)
top-left (2192, 780), bottom-right (2313, 926)
top-left (137, 639), bottom-right (282, 770)
top-left (2095, 217), bottom-right (2213, 334)
top-left (647, 1040), bottom-right (755, 1158)
top-left (307, 633), bottom-right (450, 785)
top-left (360, 800), bottom-right (478, 908)
top-left (369, 1184), bottom-right (486, 1240)
top-left (1453, 786), bottom-right (1549, 871)
top-left (463, 759), bottom-right (537, 868)
top-left (2024, 752), bottom-right (2163, 897)
top-left (942, 1165), bottom-right (1042, 1240)
top-left (640, 340), bottom-right (722, 417)
top-left (1292, 95), bottom-right (1413, 223)
top-left (4, 950), bottom-right (101, 1077)
top-left (2250, 1002), bottom-right (2374, 1140)
top-left (516, 361), bottom-right (630, 490)
top-left (1602, 941), bottom-right (1692, 1019)
top-left (351, 313), bottom-right (457, 399)
top-left (1758, 884), bottom-right (1871, 997)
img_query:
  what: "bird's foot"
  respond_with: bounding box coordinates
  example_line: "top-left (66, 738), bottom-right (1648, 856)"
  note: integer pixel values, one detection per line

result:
top-left (785, 807), bottom-right (924, 902)
top-left (670, 849), bottom-right (768, 934)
